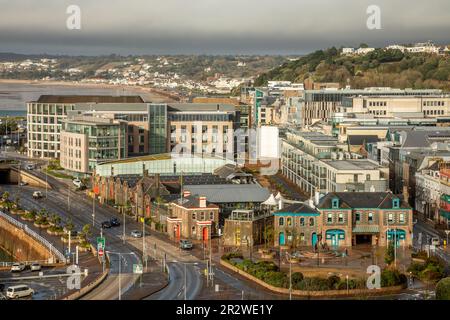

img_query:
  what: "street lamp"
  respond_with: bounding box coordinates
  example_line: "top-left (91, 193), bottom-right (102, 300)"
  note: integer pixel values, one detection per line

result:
top-left (285, 252), bottom-right (293, 300)
top-left (92, 194), bottom-right (96, 227)
top-left (178, 261), bottom-right (199, 300)
top-left (346, 274), bottom-right (349, 294)
top-left (106, 251), bottom-right (137, 300)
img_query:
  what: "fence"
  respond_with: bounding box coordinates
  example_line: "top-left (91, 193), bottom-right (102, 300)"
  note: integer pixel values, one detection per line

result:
top-left (0, 210), bottom-right (66, 263)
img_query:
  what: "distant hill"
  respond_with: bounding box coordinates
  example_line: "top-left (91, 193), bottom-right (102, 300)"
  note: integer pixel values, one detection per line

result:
top-left (254, 47), bottom-right (450, 91)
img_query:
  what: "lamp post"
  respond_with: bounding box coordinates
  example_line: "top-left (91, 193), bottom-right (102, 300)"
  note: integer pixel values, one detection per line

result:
top-left (285, 252), bottom-right (293, 300)
top-left (92, 194), bottom-right (96, 227)
top-left (106, 251), bottom-right (137, 301)
top-left (346, 274), bottom-right (349, 294)
top-left (182, 262), bottom-right (199, 300)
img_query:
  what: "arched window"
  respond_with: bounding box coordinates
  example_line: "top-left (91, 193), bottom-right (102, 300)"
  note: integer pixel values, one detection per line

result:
top-left (279, 217), bottom-right (284, 226)
top-left (192, 226), bottom-right (196, 235)
top-left (300, 218), bottom-right (305, 226)
top-left (287, 217), bottom-right (292, 226)
top-left (309, 218), bottom-right (314, 226)
top-left (209, 212), bottom-right (214, 220)
top-left (300, 233), bottom-right (305, 242)
top-left (192, 213), bottom-right (196, 220)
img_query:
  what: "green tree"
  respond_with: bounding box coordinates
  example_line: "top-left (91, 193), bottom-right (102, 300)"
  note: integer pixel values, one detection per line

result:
top-left (263, 225), bottom-right (274, 249)
top-left (436, 277), bottom-right (450, 300)
top-left (385, 242), bottom-right (395, 265)
top-left (81, 224), bottom-right (92, 241)
top-left (2, 191), bottom-right (10, 202)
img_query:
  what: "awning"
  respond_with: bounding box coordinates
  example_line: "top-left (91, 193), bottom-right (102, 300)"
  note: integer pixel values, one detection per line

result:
top-left (441, 194), bottom-right (450, 204)
top-left (352, 225), bottom-right (380, 234)
top-left (439, 209), bottom-right (450, 220)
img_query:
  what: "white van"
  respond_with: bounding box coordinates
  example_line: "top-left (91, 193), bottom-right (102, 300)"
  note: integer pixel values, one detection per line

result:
top-left (6, 285), bottom-right (34, 299)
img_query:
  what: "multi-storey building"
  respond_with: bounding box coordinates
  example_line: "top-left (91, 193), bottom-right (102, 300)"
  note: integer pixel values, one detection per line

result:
top-left (281, 130), bottom-right (388, 196)
top-left (301, 88), bottom-right (442, 126)
top-left (26, 95), bottom-right (144, 158)
top-left (60, 115), bottom-right (127, 174)
top-left (274, 192), bottom-right (413, 248)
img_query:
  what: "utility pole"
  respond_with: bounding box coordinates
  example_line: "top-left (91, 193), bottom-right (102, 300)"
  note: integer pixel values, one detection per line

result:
top-left (142, 214), bottom-right (146, 269)
top-left (123, 206), bottom-right (126, 244)
top-left (92, 194), bottom-right (95, 227)
top-left (67, 184), bottom-right (70, 211)
top-left (184, 263), bottom-right (187, 300)
top-left (118, 253), bottom-right (122, 300)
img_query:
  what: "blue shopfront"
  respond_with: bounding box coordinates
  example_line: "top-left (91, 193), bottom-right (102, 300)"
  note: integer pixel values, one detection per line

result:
top-left (325, 229), bottom-right (345, 248)
top-left (386, 229), bottom-right (406, 247)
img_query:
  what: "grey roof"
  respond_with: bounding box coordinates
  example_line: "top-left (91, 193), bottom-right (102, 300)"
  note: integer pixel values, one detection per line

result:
top-left (400, 130), bottom-right (450, 148)
top-left (322, 159), bottom-right (380, 170)
top-left (274, 202), bottom-right (319, 214)
top-left (167, 103), bottom-right (235, 112)
top-left (184, 184), bottom-right (271, 203)
top-left (35, 95), bottom-right (144, 104)
top-left (318, 192), bottom-right (411, 209)
top-left (348, 135), bottom-right (379, 146)
top-left (74, 103), bottom-right (148, 111)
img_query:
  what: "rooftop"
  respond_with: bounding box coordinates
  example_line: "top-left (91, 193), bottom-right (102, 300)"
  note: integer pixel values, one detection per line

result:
top-left (34, 95), bottom-right (144, 104)
top-left (184, 184), bottom-right (271, 203)
top-left (322, 159), bottom-right (381, 170)
top-left (318, 192), bottom-right (411, 209)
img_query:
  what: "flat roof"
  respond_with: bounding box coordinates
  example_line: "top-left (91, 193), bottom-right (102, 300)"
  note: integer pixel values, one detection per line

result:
top-left (322, 159), bottom-right (381, 170)
top-left (34, 95), bottom-right (144, 104)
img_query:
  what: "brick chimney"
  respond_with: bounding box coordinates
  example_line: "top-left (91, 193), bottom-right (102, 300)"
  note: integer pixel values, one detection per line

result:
top-left (199, 196), bottom-right (207, 208)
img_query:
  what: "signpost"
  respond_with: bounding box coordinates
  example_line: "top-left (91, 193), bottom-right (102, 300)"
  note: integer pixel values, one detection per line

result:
top-left (97, 237), bottom-right (105, 257)
top-left (133, 264), bottom-right (143, 274)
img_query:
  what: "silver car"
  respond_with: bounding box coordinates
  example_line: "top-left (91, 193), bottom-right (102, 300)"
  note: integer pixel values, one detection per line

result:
top-left (130, 230), bottom-right (142, 238)
top-left (30, 263), bottom-right (41, 271)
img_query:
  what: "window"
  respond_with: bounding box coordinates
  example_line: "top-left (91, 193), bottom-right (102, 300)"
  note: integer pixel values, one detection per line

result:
top-left (287, 218), bottom-right (292, 226)
top-left (200, 212), bottom-right (205, 220)
top-left (338, 213), bottom-right (344, 223)
top-left (355, 212), bottom-right (361, 222)
top-left (368, 212), bottom-right (374, 222)
top-left (332, 198), bottom-right (339, 209)
top-left (300, 218), bottom-right (305, 226)
top-left (327, 213), bottom-right (333, 223)
top-left (399, 213), bottom-right (405, 223)
top-left (279, 217), bottom-right (284, 226)
top-left (309, 218), bottom-right (314, 226)
top-left (392, 198), bottom-right (400, 209)
top-left (209, 212), bottom-right (214, 220)
top-left (300, 233), bottom-right (305, 242)
top-left (388, 213), bottom-right (394, 223)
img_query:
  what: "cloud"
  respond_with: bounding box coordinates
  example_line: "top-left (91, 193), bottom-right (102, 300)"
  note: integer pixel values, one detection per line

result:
top-left (0, 0), bottom-right (449, 54)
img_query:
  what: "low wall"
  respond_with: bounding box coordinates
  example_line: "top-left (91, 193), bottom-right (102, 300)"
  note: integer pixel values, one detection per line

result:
top-left (220, 259), bottom-right (405, 298)
top-left (0, 216), bottom-right (52, 262)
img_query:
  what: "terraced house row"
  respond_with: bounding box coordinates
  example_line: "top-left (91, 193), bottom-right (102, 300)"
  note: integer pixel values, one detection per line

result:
top-left (274, 192), bottom-right (413, 248)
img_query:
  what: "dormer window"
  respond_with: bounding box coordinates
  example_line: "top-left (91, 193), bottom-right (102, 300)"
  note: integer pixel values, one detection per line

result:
top-left (392, 198), bottom-right (400, 209)
top-left (332, 197), bottom-right (339, 209)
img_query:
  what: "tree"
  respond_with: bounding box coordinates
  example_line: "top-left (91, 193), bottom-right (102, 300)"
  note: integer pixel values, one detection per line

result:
top-left (81, 224), bottom-right (92, 241)
top-left (263, 225), bottom-right (274, 249)
top-left (359, 43), bottom-right (369, 48)
top-left (385, 242), bottom-right (395, 265)
top-left (2, 191), bottom-right (10, 202)
top-left (436, 277), bottom-right (450, 300)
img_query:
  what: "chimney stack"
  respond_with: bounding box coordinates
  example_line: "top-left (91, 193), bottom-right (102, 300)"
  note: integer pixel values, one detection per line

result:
top-left (314, 189), bottom-right (320, 206)
top-left (199, 196), bottom-right (207, 208)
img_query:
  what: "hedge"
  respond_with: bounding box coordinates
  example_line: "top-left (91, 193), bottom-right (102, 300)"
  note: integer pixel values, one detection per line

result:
top-left (436, 277), bottom-right (450, 300)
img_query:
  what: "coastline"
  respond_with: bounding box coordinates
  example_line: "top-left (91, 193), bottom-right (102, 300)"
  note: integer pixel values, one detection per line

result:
top-left (0, 78), bottom-right (179, 101)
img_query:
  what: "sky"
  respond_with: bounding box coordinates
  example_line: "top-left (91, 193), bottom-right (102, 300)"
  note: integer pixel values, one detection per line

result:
top-left (0, 0), bottom-right (449, 56)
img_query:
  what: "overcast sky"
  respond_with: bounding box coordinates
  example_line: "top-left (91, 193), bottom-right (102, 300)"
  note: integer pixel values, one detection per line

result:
top-left (0, 0), bottom-right (449, 55)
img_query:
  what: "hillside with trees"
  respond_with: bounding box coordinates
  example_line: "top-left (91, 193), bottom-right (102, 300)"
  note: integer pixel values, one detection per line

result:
top-left (254, 47), bottom-right (450, 91)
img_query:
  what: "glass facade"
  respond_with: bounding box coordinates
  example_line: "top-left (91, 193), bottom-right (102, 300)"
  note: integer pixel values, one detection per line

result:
top-left (148, 104), bottom-right (167, 154)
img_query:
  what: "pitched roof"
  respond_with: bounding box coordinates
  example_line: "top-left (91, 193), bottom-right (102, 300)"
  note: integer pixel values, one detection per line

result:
top-left (275, 202), bottom-right (319, 214)
top-left (172, 195), bottom-right (219, 209)
top-left (184, 184), bottom-right (271, 203)
top-left (318, 192), bottom-right (411, 209)
top-left (35, 95), bottom-right (144, 104)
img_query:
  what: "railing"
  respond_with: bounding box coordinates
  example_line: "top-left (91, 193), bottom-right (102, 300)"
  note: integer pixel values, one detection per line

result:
top-left (0, 210), bottom-right (66, 263)
top-left (0, 260), bottom-right (50, 267)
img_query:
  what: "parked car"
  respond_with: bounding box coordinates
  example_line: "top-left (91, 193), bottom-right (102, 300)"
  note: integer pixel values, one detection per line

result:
top-left (25, 164), bottom-right (34, 170)
top-left (19, 181), bottom-right (28, 186)
top-left (6, 285), bottom-right (34, 299)
top-left (30, 263), bottom-right (41, 272)
top-left (72, 178), bottom-right (84, 188)
top-left (101, 221), bottom-right (112, 229)
top-left (10, 263), bottom-right (26, 273)
top-left (110, 218), bottom-right (120, 227)
top-left (180, 239), bottom-right (193, 250)
top-left (32, 191), bottom-right (43, 199)
top-left (130, 230), bottom-right (142, 238)
top-left (431, 237), bottom-right (440, 246)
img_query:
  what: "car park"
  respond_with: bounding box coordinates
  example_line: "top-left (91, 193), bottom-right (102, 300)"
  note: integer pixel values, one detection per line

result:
top-left (10, 263), bottom-right (26, 272)
top-left (6, 285), bottom-right (34, 299)
top-left (131, 230), bottom-right (142, 238)
top-left (179, 239), bottom-right (193, 250)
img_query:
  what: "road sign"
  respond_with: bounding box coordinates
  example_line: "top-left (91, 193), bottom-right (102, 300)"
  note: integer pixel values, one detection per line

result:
top-left (97, 237), bottom-right (105, 248)
top-left (98, 246), bottom-right (104, 257)
top-left (133, 264), bottom-right (143, 274)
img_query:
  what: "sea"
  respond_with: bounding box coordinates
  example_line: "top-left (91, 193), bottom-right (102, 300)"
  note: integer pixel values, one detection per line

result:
top-left (0, 81), bottom-right (156, 117)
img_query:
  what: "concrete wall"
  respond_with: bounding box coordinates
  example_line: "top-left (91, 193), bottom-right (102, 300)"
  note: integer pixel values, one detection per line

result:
top-left (0, 217), bottom-right (52, 262)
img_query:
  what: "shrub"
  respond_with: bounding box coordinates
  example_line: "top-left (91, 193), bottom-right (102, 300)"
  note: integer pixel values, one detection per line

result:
top-left (385, 242), bottom-right (395, 265)
top-left (222, 252), bottom-right (243, 261)
top-left (327, 275), bottom-right (341, 289)
top-left (263, 271), bottom-right (288, 288)
top-left (291, 272), bottom-right (304, 285)
top-left (381, 269), bottom-right (406, 287)
top-left (436, 277), bottom-right (450, 300)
